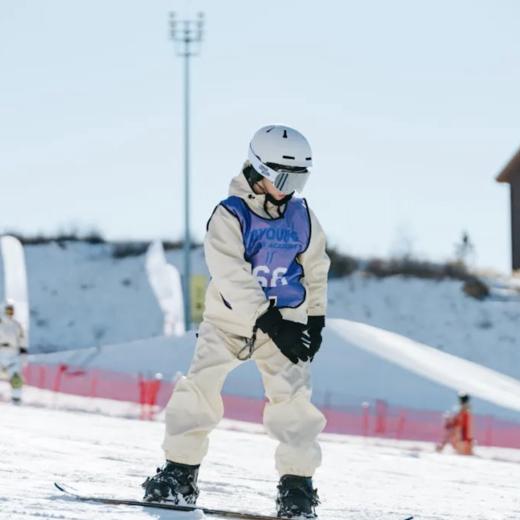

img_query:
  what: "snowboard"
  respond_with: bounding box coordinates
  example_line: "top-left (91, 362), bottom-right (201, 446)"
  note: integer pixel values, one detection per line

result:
top-left (55, 482), bottom-right (282, 520)
top-left (54, 482), bottom-right (414, 520)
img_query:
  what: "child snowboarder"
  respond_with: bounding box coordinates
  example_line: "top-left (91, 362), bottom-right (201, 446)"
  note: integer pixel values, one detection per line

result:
top-left (143, 125), bottom-right (330, 518)
top-left (0, 300), bottom-right (27, 403)
top-left (436, 392), bottom-right (474, 455)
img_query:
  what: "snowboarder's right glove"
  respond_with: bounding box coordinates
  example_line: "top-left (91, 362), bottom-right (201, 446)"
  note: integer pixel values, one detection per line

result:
top-left (256, 307), bottom-right (311, 364)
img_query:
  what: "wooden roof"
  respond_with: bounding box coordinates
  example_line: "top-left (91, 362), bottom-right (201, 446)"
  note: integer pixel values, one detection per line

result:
top-left (497, 147), bottom-right (520, 183)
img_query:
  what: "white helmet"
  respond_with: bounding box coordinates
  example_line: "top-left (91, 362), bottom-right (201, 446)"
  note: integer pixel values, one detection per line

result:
top-left (248, 125), bottom-right (312, 194)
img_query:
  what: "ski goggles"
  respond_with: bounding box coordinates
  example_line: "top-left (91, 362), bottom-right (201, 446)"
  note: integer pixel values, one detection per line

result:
top-left (248, 146), bottom-right (311, 194)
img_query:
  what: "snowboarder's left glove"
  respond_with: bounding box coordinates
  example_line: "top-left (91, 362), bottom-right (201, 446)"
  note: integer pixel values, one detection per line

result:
top-left (307, 316), bottom-right (325, 361)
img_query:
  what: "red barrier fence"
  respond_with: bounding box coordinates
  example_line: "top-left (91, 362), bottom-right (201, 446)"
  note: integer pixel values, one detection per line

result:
top-left (23, 363), bottom-right (520, 449)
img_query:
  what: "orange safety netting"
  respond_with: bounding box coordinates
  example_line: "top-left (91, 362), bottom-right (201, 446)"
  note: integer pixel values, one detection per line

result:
top-left (23, 363), bottom-right (520, 449)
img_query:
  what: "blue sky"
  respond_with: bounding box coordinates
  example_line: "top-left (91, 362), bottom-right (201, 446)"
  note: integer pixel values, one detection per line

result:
top-left (1, 0), bottom-right (519, 272)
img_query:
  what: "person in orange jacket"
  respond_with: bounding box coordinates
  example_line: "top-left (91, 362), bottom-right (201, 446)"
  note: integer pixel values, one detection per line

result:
top-left (436, 393), bottom-right (474, 455)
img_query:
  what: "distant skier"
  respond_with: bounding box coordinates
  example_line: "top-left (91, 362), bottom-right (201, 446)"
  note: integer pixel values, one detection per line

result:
top-left (143, 125), bottom-right (330, 518)
top-left (0, 300), bottom-right (27, 404)
top-left (436, 392), bottom-right (474, 455)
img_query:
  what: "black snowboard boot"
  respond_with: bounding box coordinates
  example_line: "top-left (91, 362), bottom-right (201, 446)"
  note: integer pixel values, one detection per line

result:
top-left (276, 475), bottom-right (319, 518)
top-left (142, 461), bottom-right (200, 504)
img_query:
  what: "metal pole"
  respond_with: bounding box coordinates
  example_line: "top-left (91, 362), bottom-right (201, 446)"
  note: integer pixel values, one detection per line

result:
top-left (170, 12), bottom-right (204, 331)
top-left (183, 40), bottom-right (191, 331)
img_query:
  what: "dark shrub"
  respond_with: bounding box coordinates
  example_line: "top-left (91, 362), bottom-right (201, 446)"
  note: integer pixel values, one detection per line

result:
top-left (326, 247), bottom-right (359, 278)
top-left (111, 242), bottom-right (148, 259)
top-left (365, 257), bottom-right (470, 281)
top-left (463, 277), bottom-right (490, 300)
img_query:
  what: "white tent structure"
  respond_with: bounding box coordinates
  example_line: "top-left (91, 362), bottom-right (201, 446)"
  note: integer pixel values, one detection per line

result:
top-left (145, 241), bottom-right (185, 336)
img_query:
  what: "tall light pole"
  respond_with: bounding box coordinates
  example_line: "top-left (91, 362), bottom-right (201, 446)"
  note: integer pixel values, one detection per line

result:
top-left (169, 12), bottom-right (204, 331)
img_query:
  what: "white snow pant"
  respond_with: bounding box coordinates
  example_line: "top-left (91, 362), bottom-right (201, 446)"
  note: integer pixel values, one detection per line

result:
top-left (0, 351), bottom-right (23, 400)
top-left (162, 321), bottom-right (326, 477)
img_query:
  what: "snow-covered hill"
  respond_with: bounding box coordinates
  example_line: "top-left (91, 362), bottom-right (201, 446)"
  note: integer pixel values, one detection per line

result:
top-left (1, 391), bottom-right (520, 520)
top-left (0, 242), bottom-right (207, 351)
top-left (328, 275), bottom-right (520, 380)
top-left (2, 242), bottom-right (519, 380)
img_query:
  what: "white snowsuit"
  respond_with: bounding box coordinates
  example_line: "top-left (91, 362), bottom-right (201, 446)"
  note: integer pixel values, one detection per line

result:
top-left (163, 172), bottom-right (330, 477)
top-left (0, 316), bottom-right (26, 400)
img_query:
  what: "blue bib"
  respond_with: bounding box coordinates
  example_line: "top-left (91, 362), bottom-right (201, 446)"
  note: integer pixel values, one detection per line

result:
top-left (220, 196), bottom-right (311, 308)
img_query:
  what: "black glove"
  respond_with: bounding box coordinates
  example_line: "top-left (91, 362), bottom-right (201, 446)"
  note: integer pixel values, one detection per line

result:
top-left (256, 307), bottom-right (311, 364)
top-left (307, 316), bottom-right (325, 361)
top-left (255, 306), bottom-right (284, 337)
top-left (19, 347), bottom-right (28, 355)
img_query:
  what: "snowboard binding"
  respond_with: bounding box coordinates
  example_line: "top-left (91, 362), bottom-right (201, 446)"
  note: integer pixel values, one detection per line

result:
top-left (142, 461), bottom-right (199, 504)
top-left (276, 475), bottom-right (319, 518)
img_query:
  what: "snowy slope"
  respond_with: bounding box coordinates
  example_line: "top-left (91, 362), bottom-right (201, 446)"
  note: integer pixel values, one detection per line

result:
top-left (328, 275), bottom-right (520, 380)
top-left (1, 393), bottom-right (520, 520)
top-left (0, 242), bottom-right (207, 351)
top-left (1, 242), bottom-right (518, 382)
top-left (329, 319), bottom-right (520, 413)
top-left (2, 242), bottom-right (520, 421)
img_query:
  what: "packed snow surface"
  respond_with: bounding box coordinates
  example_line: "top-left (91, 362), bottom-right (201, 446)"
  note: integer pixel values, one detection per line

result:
top-left (1, 391), bottom-right (520, 520)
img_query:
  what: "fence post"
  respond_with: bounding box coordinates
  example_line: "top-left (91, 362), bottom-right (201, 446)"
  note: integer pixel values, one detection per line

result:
top-left (362, 401), bottom-right (370, 437)
top-left (485, 415), bottom-right (493, 447)
top-left (138, 374), bottom-right (146, 420)
top-left (90, 373), bottom-right (97, 399)
top-left (53, 364), bottom-right (67, 393)
top-left (375, 399), bottom-right (388, 435)
top-left (396, 410), bottom-right (406, 439)
top-left (38, 365), bottom-right (45, 389)
top-left (148, 375), bottom-right (163, 419)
